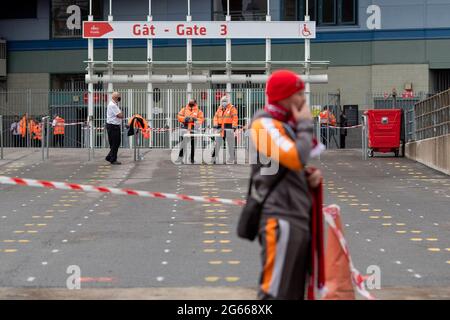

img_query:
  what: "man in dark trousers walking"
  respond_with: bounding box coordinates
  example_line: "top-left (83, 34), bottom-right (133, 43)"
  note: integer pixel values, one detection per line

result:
top-left (105, 92), bottom-right (124, 165)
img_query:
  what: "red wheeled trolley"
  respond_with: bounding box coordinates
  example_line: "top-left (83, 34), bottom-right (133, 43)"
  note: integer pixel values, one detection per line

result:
top-left (365, 109), bottom-right (404, 157)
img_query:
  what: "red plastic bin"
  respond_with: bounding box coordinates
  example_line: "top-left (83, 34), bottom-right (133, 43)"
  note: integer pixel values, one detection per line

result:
top-left (365, 109), bottom-right (402, 157)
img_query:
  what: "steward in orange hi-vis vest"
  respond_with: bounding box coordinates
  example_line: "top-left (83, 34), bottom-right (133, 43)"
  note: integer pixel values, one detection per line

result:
top-left (53, 116), bottom-right (65, 135)
top-left (177, 101), bottom-right (204, 131)
top-left (213, 98), bottom-right (238, 137)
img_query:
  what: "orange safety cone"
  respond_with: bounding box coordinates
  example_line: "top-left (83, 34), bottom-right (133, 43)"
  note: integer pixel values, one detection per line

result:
top-left (322, 212), bottom-right (355, 300)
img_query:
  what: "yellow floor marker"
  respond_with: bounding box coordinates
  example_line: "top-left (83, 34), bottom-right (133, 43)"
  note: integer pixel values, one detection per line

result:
top-left (410, 238), bottom-right (423, 242)
top-left (209, 260), bottom-right (223, 265)
top-left (204, 276), bottom-right (220, 282)
top-left (428, 248), bottom-right (440, 252)
top-left (221, 249), bottom-right (232, 253)
top-left (426, 238), bottom-right (438, 242)
top-left (396, 231), bottom-right (407, 234)
top-left (225, 277), bottom-right (240, 282)
top-left (203, 240), bottom-right (215, 244)
top-left (228, 261), bottom-right (240, 265)
top-left (203, 249), bottom-right (217, 253)
top-left (4, 249), bottom-right (17, 253)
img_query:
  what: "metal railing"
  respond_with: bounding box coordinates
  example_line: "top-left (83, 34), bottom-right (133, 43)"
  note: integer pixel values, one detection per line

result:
top-left (415, 89), bottom-right (450, 141)
top-left (1, 88), bottom-right (341, 152)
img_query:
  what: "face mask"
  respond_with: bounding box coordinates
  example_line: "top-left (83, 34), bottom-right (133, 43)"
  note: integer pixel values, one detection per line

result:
top-left (221, 102), bottom-right (228, 107)
top-left (117, 97), bottom-right (121, 102)
top-left (189, 103), bottom-right (195, 107)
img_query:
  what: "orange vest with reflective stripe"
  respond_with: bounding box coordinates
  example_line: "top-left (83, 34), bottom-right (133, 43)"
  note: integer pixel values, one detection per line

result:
top-left (177, 105), bottom-right (204, 130)
top-left (319, 111), bottom-right (336, 126)
top-left (53, 117), bottom-right (65, 135)
top-left (128, 114), bottom-right (150, 139)
top-left (19, 116), bottom-right (27, 137)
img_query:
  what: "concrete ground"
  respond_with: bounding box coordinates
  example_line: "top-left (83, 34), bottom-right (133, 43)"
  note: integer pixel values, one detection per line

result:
top-left (0, 147), bottom-right (448, 300)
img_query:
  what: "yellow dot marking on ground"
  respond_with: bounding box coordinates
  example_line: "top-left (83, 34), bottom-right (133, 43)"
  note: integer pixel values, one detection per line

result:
top-left (426, 238), bottom-right (438, 242)
top-left (203, 240), bottom-right (215, 244)
top-left (204, 223), bottom-right (215, 227)
top-left (202, 204), bottom-right (211, 207)
top-left (382, 223), bottom-right (392, 226)
top-left (3, 240), bottom-right (15, 243)
top-left (46, 210), bottom-right (54, 213)
top-left (27, 230), bottom-right (38, 234)
top-left (205, 210), bottom-right (216, 213)
top-left (383, 216), bottom-right (392, 219)
top-left (410, 238), bottom-right (423, 241)
top-left (350, 204), bottom-right (359, 206)
top-left (25, 224), bottom-right (34, 227)
top-left (204, 277), bottom-right (220, 282)
top-left (373, 209), bottom-right (382, 212)
top-left (225, 277), bottom-right (240, 282)
top-left (446, 248), bottom-right (450, 252)
top-left (219, 240), bottom-right (231, 244)
top-left (205, 216), bottom-right (216, 219)
top-left (396, 223), bottom-right (406, 226)
top-left (361, 204), bottom-right (369, 206)
top-left (410, 230), bottom-right (422, 234)
top-left (18, 240), bottom-right (29, 243)
top-left (446, 261), bottom-right (450, 265)
top-left (209, 260), bottom-right (223, 265)
top-left (369, 216), bottom-right (380, 219)
top-left (58, 210), bottom-right (66, 212)
top-left (228, 261), bottom-right (241, 265)
top-left (3, 249), bottom-right (17, 253)
top-left (37, 224), bottom-right (46, 227)
top-left (203, 249), bottom-right (217, 253)
top-left (396, 231), bottom-right (407, 234)
top-left (204, 231), bottom-right (215, 234)
top-left (13, 231), bottom-right (25, 234)
top-left (218, 231), bottom-right (230, 234)
top-left (428, 248), bottom-right (441, 252)
top-left (217, 209), bottom-right (227, 212)
top-left (44, 216), bottom-right (53, 219)
top-left (221, 249), bottom-right (232, 253)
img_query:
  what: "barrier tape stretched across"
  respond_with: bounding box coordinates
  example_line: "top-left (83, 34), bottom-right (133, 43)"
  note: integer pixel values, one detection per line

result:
top-left (324, 124), bottom-right (363, 129)
top-left (323, 205), bottom-right (376, 300)
top-left (0, 175), bottom-right (246, 206)
top-left (0, 175), bottom-right (374, 299)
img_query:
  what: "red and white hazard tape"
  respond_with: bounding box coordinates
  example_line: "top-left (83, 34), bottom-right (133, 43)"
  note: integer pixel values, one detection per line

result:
top-left (324, 124), bottom-right (363, 129)
top-left (0, 175), bottom-right (373, 299)
top-left (0, 175), bottom-right (246, 207)
top-left (323, 205), bottom-right (376, 300)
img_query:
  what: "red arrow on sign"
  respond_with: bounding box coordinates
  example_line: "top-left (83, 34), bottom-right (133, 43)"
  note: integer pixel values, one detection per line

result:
top-left (83, 22), bottom-right (114, 38)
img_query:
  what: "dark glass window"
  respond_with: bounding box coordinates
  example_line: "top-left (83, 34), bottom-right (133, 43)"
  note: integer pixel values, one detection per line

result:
top-left (320, 0), bottom-right (336, 25)
top-left (213, 0), bottom-right (267, 21)
top-left (282, 0), bottom-right (356, 26)
top-left (51, 0), bottom-right (103, 38)
top-left (0, 0), bottom-right (37, 19)
top-left (340, 0), bottom-right (356, 24)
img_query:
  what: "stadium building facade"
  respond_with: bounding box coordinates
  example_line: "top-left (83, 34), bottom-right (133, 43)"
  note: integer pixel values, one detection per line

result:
top-left (1, 0), bottom-right (450, 110)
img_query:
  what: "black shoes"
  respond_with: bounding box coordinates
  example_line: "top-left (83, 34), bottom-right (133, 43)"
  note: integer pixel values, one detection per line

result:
top-left (111, 161), bottom-right (122, 165)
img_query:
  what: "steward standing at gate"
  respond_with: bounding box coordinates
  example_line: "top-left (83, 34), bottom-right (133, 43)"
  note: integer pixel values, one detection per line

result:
top-left (212, 96), bottom-right (238, 164)
top-left (105, 92), bottom-right (124, 165)
top-left (176, 98), bottom-right (204, 164)
top-left (238, 70), bottom-right (324, 300)
top-left (52, 115), bottom-right (65, 147)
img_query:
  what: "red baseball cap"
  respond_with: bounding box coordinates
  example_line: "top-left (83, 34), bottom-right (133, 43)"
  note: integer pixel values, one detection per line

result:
top-left (266, 70), bottom-right (305, 104)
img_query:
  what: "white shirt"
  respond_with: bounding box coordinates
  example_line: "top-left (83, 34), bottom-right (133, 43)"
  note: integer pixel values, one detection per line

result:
top-left (107, 100), bottom-right (122, 125)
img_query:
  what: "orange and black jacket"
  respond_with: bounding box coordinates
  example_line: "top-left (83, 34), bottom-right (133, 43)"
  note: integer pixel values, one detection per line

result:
top-left (177, 104), bottom-right (204, 131)
top-left (249, 109), bottom-right (313, 223)
top-left (213, 104), bottom-right (238, 130)
top-left (128, 114), bottom-right (150, 139)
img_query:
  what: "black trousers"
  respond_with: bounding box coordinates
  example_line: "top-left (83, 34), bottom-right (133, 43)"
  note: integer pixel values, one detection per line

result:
top-left (258, 216), bottom-right (310, 300)
top-left (106, 124), bottom-right (121, 163)
top-left (53, 135), bottom-right (64, 147)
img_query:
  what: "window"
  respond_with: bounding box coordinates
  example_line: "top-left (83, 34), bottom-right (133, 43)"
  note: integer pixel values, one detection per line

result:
top-left (212, 0), bottom-right (267, 21)
top-left (319, 0), bottom-right (336, 25)
top-left (339, 0), bottom-right (356, 24)
top-left (0, 0), bottom-right (37, 19)
top-left (51, 0), bottom-right (103, 38)
top-left (282, 0), bottom-right (356, 26)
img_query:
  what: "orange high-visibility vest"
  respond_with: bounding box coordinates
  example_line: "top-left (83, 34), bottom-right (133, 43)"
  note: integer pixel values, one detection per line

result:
top-left (213, 104), bottom-right (238, 136)
top-left (128, 114), bottom-right (150, 139)
top-left (319, 110), bottom-right (336, 126)
top-left (177, 104), bottom-right (204, 130)
top-left (33, 122), bottom-right (42, 140)
top-left (53, 116), bottom-right (65, 135)
top-left (19, 116), bottom-right (27, 137)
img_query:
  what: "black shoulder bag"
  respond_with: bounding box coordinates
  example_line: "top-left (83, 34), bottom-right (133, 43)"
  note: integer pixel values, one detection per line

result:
top-left (237, 167), bottom-right (288, 241)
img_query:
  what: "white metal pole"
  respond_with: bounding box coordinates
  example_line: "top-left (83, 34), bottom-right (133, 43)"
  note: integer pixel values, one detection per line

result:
top-left (186, 0), bottom-right (192, 100)
top-left (88, 0), bottom-right (94, 157)
top-left (108, 0), bottom-right (114, 101)
top-left (225, 0), bottom-right (231, 95)
top-left (265, 0), bottom-right (271, 78)
top-left (147, 0), bottom-right (154, 134)
top-left (305, 2), bottom-right (311, 106)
